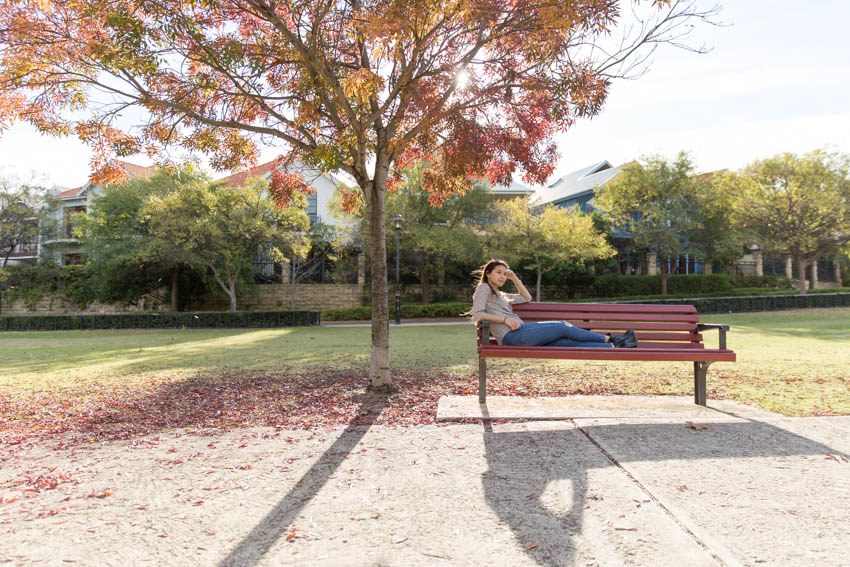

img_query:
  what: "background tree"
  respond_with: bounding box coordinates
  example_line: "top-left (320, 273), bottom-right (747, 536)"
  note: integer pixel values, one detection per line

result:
top-left (0, 179), bottom-right (51, 267)
top-left (0, 0), bottom-right (718, 390)
top-left (76, 168), bottom-right (206, 310)
top-left (285, 222), bottom-right (338, 309)
top-left (689, 169), bottom-right (746, 273)
top-left (490, 197), bottom-right (615, 301)
top-left (142, 178), bottom-right (310, 311)
top-left (386, 164), bottom-right (491, 304)
top-left (735, 150), bottom-right (850, 294)
top-left (595, 152), bottom-right (700, 295)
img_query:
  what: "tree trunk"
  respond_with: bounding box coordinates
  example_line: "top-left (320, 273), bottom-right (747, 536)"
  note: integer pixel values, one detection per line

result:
top-left (795, 253), bottom-right (807, 294)
top-left (418, 259), bottom-right (430, 305)
top-left (366, 155), bottom-right (393, 391)
top-left (660, 256), bottom-right (669, 295)
top-left (290, 260), bottom-right (296, 310)
top-left (170, 268), bottom-right (180, 311)
top-left (810, 255), bottom-right (819, 289)
top-left (227, 282), bottom-right (237, 312)
top-left (703, 261), bottom-right (712, 275)
top-left (211, 266), bottom-right (239, 311)
top-left (535, 255), bottom-right (542, 301)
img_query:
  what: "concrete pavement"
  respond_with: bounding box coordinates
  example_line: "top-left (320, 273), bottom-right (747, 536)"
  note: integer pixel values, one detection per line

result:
top-left (3, 396), bottom-right (848, 566)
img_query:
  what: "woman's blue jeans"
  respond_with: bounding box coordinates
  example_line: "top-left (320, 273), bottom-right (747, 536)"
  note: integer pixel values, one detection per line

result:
top-left (502, 321), bottom-right (612, 348)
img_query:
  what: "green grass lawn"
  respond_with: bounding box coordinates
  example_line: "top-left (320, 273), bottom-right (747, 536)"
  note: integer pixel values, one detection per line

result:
top-left (1, 308), bottom-right (848, 430)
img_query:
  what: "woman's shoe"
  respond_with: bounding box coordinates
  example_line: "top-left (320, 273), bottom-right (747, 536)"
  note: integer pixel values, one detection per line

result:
top-left (612, 330), bottom-right (638, 348)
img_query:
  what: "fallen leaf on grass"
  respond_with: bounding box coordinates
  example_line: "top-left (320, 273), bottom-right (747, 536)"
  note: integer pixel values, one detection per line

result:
top-left (685, 421), bottom-right (708, 430)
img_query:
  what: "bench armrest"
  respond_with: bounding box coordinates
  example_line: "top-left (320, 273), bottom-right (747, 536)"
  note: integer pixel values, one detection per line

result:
top-left (696, 323), bottom-right (730, 350)
top-left (478, 320), bottom-right (491, 345)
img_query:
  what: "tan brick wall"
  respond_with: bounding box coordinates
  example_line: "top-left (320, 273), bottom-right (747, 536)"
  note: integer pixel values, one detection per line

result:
top-left (2, 295), bottom-right (166, 315)
top-left (2, 283), bottom-right (364, 315)
top-left (201, 283), bottom-right (365, 311)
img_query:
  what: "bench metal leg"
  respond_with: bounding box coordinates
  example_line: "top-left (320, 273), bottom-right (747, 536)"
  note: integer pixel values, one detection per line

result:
top-left (693, 361), bottom-right (713, 406)
top-left (478, 356), bottom-right (487, 403)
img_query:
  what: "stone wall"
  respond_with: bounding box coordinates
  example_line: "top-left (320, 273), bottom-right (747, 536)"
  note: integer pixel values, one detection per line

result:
top-left (2, 283), bottom-right (364, 315)
top-left (1, 295), bottom-right (165, 315)
top-left (200, 283), bottom-right (365, 311)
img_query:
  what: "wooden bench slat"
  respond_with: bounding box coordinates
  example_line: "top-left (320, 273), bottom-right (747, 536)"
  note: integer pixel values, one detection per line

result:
top-left (478, 346), bottom-right (735, 362)
top-left (636, 342), bottom-right (705, 349)
top-left (634, 332), bottom-right (703, 341)
top-left (514, 303), bottom-right (697, 314)
top-left (571, 321), bottom-right (697, 332)
top-left (520, 312), bottom-right (700, 323)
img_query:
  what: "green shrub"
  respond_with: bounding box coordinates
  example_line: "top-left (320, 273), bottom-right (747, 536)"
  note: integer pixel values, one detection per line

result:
top-left (2, 262), bottom-right (97, 309)
top-left (320, 306), bottom-right (372, 321)
top-left (321, 302), bottom-right (471, 321)
top-left (592, 274), bottom-right (734, 297)
top-left (667, 274), bottom-right (734, 294)
top-left (731, 274), bottom-right (794, 289)
top-left (592, 274), bottom-right (661, 297)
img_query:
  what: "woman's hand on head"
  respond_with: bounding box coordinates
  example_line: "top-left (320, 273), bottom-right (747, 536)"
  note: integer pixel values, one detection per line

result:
top-left (505, 269), bottom-right (518, 282)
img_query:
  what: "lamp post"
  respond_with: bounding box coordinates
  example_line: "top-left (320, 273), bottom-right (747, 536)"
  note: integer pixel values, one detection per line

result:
top-left (392, 214), bottom-right (404, 325)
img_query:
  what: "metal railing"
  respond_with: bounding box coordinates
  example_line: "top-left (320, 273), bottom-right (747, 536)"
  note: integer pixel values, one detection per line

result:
top-left (0, 310), bottom-right (320, 332)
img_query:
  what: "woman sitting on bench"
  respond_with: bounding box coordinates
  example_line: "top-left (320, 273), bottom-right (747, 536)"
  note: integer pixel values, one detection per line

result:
top-left (472, 259), bottom-right (638, 348)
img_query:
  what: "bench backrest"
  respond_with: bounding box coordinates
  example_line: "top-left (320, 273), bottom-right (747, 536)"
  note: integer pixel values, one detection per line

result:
top-left (478, 302), bottom-right (704, 349)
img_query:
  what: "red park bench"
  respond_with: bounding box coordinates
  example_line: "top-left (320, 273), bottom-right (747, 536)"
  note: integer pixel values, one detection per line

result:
top-left (476, 302), bottom-right (736, 406)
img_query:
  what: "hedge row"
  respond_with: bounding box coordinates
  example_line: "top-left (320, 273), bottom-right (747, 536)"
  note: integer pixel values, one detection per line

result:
top-left (590, 273), bottom-right (800, 297)
top-left (619, 292), bottom-right (850, 314)
top-left (321, 302), bottom-right (470, 321)
top-left (0, 310), bottom-right (319, 332)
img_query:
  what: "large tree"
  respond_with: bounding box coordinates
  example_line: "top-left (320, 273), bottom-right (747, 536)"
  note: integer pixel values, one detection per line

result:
top-left (76, 168), bottom-right (206, 310)
top-left (595, 152), bottom-right (701, 294)
top-left (490, 197), bottom-right (614, 301)
top-left (0, 179), bottom-right (51, 267)
top-left (0, 0), bottom-right (717, 389)
top-left (142, 178), bottom-right (310, 311)
top-left (735, 150), bottom-right (850, 294)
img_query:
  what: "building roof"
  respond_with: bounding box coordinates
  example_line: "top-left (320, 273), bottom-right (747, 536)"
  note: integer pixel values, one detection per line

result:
top-left (115, 160), bottom-right (157, 180)
top-left (54, 185), bottom-right (86, 199)
top-left (52, 160), bottom-right (157, 200)
top-left (216, 160), bottom-right (282, 187)
top-left (533, 161), bottom-right (620, 206)
top-left (216, 158), bottom-right (354, 191)
top-left (489, 179), bottom-right (536, 198)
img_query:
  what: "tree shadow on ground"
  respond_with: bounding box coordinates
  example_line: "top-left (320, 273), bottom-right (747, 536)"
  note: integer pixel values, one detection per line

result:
top-left (216, 394), bottom-right (389, 567)
top-left (481, 411), bottom-right (850, 567)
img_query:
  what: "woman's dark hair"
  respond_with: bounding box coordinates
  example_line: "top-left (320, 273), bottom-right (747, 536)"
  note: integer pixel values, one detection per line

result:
top-left (475, 259), bottom-right (508, 296)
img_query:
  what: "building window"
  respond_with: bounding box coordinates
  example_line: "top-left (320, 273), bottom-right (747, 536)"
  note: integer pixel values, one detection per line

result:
top-left (306, 192), bottom-right (318, 226)
top-left (63, 253), bottom-right (87, 266)
top-left (64, 205), bottom-right (86, 238)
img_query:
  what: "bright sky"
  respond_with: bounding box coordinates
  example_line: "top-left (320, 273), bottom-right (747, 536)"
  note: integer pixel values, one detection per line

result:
top-left (1, 0), bottom-right (848, 189)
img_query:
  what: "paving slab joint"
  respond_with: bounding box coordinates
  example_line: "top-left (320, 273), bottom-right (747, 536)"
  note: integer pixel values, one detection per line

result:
top-left (572, 420), bottom-right (744, 567)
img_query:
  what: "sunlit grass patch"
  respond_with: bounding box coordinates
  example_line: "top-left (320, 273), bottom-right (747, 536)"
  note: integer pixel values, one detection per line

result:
top-left (0, 308), bottom-right (848, 432)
